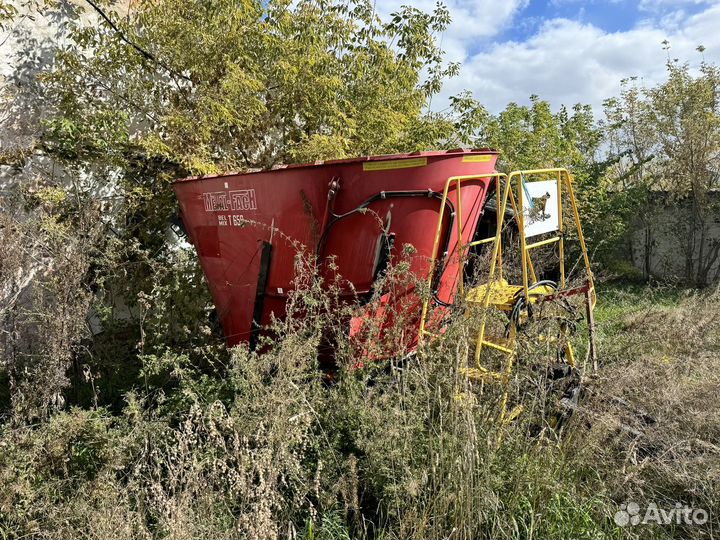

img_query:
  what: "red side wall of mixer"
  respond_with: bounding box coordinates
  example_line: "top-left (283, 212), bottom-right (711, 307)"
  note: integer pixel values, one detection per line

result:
top-left (173, 150), bottom-right (498, 347)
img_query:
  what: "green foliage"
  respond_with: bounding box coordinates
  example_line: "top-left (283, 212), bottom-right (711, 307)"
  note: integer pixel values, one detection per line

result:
top-left (41, 0), bottom-right (458, 175)
top-left (476, 96), bottom-right (601, 172)
top-left (603, 57), bottom-right (720, 285)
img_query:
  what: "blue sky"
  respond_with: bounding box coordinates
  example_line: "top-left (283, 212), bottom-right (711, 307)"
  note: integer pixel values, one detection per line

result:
top-left (379, 0), bottom-right (720, 115)
top-left (501, 1), bottom-right (652, 41)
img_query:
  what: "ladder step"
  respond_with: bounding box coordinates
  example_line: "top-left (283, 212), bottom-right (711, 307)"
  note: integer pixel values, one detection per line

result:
top-left (460, 367), bottom-right (506, 382)
top-left (481, 338), bottom-right (514, 354)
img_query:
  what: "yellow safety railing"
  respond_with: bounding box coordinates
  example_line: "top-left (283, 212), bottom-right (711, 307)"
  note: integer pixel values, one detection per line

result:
top-left (418, 172), bottom-right (507, 339)
top-left (509, 168), bottom-right (595, 305)
top-left (419, 167), bottom-right (596, 364)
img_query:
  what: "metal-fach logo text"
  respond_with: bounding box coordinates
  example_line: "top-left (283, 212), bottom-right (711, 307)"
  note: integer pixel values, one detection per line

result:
top-left (203, 189), bottom-right (257, 212)
top-left (614, 501), bottom-right (708, 527)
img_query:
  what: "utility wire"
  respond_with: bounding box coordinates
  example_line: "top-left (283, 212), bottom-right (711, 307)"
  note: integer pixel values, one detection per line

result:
top-left (83, 0), bottom-right (192, 83)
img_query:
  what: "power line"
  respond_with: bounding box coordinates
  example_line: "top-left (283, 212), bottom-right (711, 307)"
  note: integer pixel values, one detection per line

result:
top-left (83, 0), bottom-right (192, 83)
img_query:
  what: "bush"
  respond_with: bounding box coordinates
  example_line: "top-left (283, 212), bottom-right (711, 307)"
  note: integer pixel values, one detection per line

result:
top-left (0, 253), bottom-right (718, 539)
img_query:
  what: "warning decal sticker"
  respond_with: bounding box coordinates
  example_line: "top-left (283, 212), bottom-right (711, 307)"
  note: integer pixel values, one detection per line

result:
top-left (362, 157), bottom-right (428, 171)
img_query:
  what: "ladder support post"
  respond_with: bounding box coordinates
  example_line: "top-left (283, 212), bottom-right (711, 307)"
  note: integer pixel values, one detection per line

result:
top-left (517, 175), bottom-right (530, 300)
top-left (557, 170), bottom-right (566, 289)
top-left (585, 286), bottom-right (598, 372)
top-left (420, 172), bottom-right (506, 344)
top-left (456, 177), bottom-right (464, 297)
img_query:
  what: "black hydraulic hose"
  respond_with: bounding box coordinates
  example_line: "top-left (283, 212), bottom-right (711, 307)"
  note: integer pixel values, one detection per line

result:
top-left (317, 189), bottom-right (455, 255)
top-left (316, 189), bottom-right (457, 305)
top-left (513, 280), bottom-right (559, 298)
top-left (506, 280), bottom-right (559, 338)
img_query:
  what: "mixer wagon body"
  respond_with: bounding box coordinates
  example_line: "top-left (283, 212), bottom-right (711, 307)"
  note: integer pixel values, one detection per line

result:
top-left (173, 150), bottom-right (499, 347)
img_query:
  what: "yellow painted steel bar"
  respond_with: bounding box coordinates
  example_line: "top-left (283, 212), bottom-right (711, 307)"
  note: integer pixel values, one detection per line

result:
top-left (456, 177), bottom-right (465, 296)
top-left (419, 173), bottom-right (506, 340)
top-left (481, 339), bottom-right (514, 354)
top-left (507, 180), bottom-right (521, 216)
top-left (517, 173), bottom-right (530, 300)
top-left (526, 236), bottom-right (561, 250)
top-left (557, 170), bottom-right (566, 288)
top-left (467, 237), bottom-right (496, 248)
top-left (474, 175), bottom-right (512, 364)
top-left (509, 168), bottom-right (569, 176)
top-left (495, 181), bottom-right (503, 281)
top-left (527, 248), bottom-right (539, 284)
top-left (563, 172), bottom-right (596, 305)
top-left (418, 177), bottom-right (453, 338)
top-left (475, 174), bottom-right (515, 368)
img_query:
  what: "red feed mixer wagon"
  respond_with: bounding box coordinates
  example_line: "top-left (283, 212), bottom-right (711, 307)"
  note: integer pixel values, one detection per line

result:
top-left (173, 149), bottom-right (597, 389)
top-left (174, 150), bottom-right (495, 345)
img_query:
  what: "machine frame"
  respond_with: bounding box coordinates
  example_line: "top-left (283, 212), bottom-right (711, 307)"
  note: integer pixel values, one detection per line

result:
top-left (419, 168), bottom-right (597, 410)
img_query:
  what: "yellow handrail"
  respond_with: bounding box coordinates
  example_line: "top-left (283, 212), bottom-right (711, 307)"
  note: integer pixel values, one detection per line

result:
top-left (420, 167), bottom-right (596, 365)
top-left (418, 166), bottom-right (596, 423)
top-left (526, 236), bottom-right (560, 250)
top-left (506, 168), bottom-right (594, 303)
top-left (418, 173), bottom-right (506, 339)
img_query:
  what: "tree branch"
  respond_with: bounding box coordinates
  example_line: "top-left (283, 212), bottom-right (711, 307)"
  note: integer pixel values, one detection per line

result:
top-left (83, 0), bottom-right (192, 83)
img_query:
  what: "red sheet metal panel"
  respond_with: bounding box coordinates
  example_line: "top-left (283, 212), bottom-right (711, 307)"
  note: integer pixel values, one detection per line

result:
top-left (173, 150), bottom-right (498, 347)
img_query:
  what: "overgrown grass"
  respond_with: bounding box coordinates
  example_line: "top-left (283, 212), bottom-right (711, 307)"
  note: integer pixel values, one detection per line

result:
top-left (0, 270), bottom-right (718, 539)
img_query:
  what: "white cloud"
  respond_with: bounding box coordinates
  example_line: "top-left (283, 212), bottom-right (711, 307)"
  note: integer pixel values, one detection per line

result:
top-left (434, 2), bottom-right (720, 116)
top-left (375, 0), bottom-right (529, 64)
top-left (638, 0), bottom-right (716, 13)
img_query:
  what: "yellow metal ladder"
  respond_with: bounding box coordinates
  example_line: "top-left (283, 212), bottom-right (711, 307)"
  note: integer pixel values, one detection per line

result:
top-left (419, 168), bottom-right (596, 421)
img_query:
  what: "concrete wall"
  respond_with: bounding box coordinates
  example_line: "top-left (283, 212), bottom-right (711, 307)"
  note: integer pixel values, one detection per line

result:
top-left (631, 199), bottom-right (720, 284)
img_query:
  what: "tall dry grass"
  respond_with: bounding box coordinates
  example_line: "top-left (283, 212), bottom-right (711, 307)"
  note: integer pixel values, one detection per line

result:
top-left (0, 247), bottom-right (718, 539)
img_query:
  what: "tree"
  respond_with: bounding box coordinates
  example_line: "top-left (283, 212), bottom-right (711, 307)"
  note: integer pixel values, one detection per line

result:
top-left (34, 0), bottom-right (464, 259)
top-left (466, 96), bottom-right (626, 266)
top-left (650, 60), bottom-right (720, 285)
top-left (41, 0), bottom-right (457, 174)
top-left (603, 78), bottom-right (658, 278)
top-left (474, 96), bottom-right (600, 172)
top-left (1, 0), bottom-right (463, 418)
top-left (604, 57), bottom-right (720, 285)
